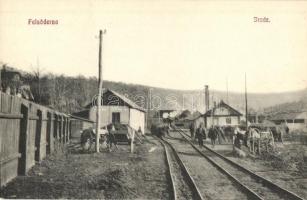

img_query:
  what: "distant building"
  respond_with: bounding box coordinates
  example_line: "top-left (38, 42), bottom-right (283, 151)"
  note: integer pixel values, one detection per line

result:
top-left (247, 111), bottom-right (266, 124)
top-left (184, 111), bottom-right (205, 129)
top-left (73, 89), bottom-right (146, 134)
top-left (0, 65), bottom-right (34, 100)
top-left (204, 100), bottom-right (242, 128)
top-left (173, 110), bottom-right (205, 129)
top-left (269, 111), bottom-right (307, 131)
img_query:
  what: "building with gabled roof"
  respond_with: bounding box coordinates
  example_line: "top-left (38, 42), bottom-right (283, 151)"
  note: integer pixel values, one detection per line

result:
top-left (268, 111), bottom-right (307, 131)
top-left (204, 100), bottom-right (242, 128)
top-left (73, 89), bottom-right (146, 134)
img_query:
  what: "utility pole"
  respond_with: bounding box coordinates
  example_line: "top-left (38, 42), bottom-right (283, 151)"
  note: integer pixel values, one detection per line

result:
top-left (245, 73), bottom-right (248, 130)
top-left (96, 29), bottom-right (106, 153)
top-left (226, 77), bottom-right (229, 104)
top-left (0, 64), bottom-right (2, 92)
top-left (146, 88), bottom-right (151, 131)
top-left (211, 91), bottom-right (214, 127)
top-left (37, 57), bottom-right (41, 103)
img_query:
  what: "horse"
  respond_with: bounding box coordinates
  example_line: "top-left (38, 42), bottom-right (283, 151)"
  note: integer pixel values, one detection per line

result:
top-left (80, 128), bottom-right (95, 151)
top-left (274, 125), bottom-right (286, 143)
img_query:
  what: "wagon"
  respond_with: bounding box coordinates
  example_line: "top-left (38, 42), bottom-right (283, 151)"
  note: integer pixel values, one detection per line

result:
top-left (108, 123), bottom-right (134, 144)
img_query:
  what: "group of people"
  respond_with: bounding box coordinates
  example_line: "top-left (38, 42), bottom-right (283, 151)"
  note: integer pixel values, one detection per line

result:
top-left (189, 123), bottom-right (223, 148)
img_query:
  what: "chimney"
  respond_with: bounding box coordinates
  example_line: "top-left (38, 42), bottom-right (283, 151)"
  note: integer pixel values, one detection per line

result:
top-left (205, 85), bottom-right (209, 112)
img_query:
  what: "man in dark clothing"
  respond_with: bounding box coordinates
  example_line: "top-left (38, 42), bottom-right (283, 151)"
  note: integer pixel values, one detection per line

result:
top-left (106, 123), bottom-right (118, 151)
top-left (195, 123), bottom-right (206, 148)
top-left (190, 123), bottom-right (195, 140)
top-left (208, 126), bottom-right (218, 148)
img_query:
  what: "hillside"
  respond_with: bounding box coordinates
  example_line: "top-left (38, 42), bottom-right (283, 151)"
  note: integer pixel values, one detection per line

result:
top-left (1, 64), bottom-right (307, 114)
top-left (109, 83), bottom-right (307, 114)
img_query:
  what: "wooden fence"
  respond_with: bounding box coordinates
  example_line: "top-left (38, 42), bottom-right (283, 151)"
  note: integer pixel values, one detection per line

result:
top-left (0, 92), bottom-right (76, 187)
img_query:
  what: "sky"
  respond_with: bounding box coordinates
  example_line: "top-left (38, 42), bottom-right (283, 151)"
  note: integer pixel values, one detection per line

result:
top-left (0, 0), bottom-right (307, 93)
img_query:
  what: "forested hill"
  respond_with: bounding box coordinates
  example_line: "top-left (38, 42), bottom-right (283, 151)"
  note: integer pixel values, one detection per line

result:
top-left (1, 64), bottom-right (307, 114)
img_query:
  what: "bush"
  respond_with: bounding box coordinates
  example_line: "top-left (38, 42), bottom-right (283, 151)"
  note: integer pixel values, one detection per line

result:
top-left (261, 145), bottom-right (307, 174)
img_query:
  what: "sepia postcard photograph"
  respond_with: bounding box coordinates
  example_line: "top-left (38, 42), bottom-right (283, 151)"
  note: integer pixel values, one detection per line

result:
top-left (0, 0), bottom-right (307, 199)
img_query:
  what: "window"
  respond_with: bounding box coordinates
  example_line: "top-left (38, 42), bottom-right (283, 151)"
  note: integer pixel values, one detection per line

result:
top-left (226, 117), bottom-right (231, 124)
top-left (112, 112), bottom-right (120, 124)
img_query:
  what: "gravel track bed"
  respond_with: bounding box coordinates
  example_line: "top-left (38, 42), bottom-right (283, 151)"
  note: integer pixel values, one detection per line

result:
top-left (199, 148), bottom-right (287, 200)
top-left (163, 140), bottom-right (195, 199)
top-left (165, 133), bottom-right (248, 200)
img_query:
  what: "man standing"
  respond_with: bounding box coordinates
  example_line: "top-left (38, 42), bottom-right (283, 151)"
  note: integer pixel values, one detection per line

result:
top-left (208, 126), bottom-right (217, 148)
top-left (107, 123), bottom-right (118, 152)
top-left (196, 123), bottom-right (206, 148)
top-left (189, 122), bottom-right (195, 140)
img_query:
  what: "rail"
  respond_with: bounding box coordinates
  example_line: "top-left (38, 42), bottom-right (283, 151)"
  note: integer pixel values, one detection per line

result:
top-left (155, 136), bottom-right (204, 200)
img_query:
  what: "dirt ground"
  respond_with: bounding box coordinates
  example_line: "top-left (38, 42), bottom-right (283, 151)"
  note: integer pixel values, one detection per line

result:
top-left (0, 135), bottom-right (171, 199)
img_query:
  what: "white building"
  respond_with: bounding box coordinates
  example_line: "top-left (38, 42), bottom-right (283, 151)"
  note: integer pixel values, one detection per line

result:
top-left (204, 100), bottom-right (242, 128)
top-left (74, 89), bottom-right (146, 134)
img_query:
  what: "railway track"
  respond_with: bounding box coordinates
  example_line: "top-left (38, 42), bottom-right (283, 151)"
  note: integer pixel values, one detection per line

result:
top-left (171, 126), bottom-right (305, 200)
top-left (156, 136), bottom-right (204, 200)
top-left (163, 134), bottom-right (254, 199)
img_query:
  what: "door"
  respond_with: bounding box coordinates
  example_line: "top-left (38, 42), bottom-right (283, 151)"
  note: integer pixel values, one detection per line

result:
top-left (112, 112), bottom-right (120, 124)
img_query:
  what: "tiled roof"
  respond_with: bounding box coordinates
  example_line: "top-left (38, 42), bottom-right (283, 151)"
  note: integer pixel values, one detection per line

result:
top-left (84, 89), bottom-right (146, 112)
top-left (204, 100), bottom-right (242, 116)
top-left (269, 111), bottom-right (307, 120)
top-left (109, 89), bottom-right (146, 112)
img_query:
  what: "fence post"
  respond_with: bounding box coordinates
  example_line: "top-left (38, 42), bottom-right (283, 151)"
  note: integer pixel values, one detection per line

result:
top-left (67, 118), bottom-right (70, 143)
top-left (18, 104), bottom-right (29, 176)
top-left (63, 117), bottom-right (66, 144)
top-left (63, 116), bottom-right (66, 144)
top-left (60, 115), bottom-right (63, 144)
top-left (48, 112), bottom-right (54, 154)
top-left (55, 114), bottom-right (59, 150)
top-left (34, 109), bottom-right (43, 162)
top-left (66, 117), bottom-right (68, 144)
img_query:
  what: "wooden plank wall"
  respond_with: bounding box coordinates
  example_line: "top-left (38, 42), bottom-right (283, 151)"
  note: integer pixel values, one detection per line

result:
top-left (0, 92), bottom-right (75, 187)
top-left (0, 93), bottom-right (22, 189)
